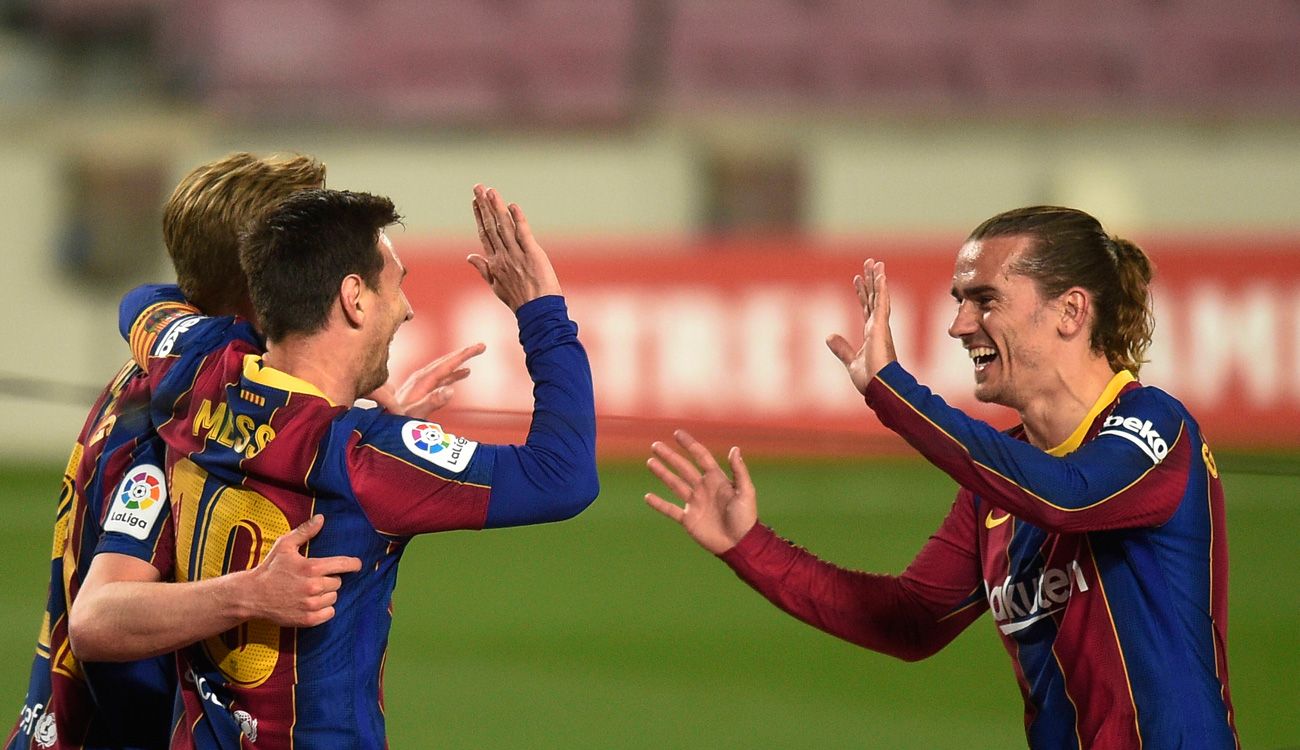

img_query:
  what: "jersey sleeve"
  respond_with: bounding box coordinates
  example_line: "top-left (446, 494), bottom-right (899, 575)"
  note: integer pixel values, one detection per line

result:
top-left (119, 284), bottom-right (262, 379)
top-left (719, 492), bottom-right (987, 662)
top-left (345, 295), bottom-right (599, 536)
top-left (92, 450), bottom-right (176, 578)
top-left (865, 362), bottom-right (1192, 532)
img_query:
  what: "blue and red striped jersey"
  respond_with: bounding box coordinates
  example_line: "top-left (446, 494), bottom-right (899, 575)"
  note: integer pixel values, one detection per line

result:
top-left (6, 360), bottom-right (176, 750)
top-left (107, 284), bottom-right (598, 749)
top-left (723, 362), bottom-right (1236, 749)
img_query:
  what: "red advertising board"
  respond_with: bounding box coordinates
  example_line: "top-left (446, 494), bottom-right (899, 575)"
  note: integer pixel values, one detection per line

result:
top-left (390, 237), bottom-right (1300, 456)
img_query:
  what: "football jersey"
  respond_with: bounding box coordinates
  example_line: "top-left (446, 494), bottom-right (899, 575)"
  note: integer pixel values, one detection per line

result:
top-left (6, 360), bottom-right (176, 750)
top-left (722, 362), bottom-right (1236, 749)
top-left (107, 284), bottom-right (598, 749)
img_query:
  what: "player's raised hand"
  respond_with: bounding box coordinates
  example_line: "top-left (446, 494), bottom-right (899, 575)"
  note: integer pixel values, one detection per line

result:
top-left (467, 184), bottom-right (562, 311)
top-left (248, 514), bottom-right (362, 628)
top-left (826, 258), bottom-right (897, 395)
top-left (367, 342), bottom-right (486, 418)
top-left (645, 430), bottom-right (758, 555)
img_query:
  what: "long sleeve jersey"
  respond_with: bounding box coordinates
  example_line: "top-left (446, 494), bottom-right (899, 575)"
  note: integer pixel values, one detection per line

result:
top-left (722, 362), bottom-right (1236, 749)
top-left (100, 285), bottom-right (599, 749)
top-left (5, 359), bottom-right (175, 750)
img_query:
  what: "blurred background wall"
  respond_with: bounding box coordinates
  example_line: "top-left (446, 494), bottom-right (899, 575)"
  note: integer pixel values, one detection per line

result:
top-left (2, 0), bottom-right (1299, 459)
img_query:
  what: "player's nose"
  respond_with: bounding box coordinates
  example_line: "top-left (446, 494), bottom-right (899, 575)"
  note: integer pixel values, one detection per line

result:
top-left (947, 302), bottom-right (977, 339)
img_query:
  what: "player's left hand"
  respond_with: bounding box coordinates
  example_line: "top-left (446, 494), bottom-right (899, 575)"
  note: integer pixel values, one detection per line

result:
top-left (467, 184), bottom-right (562, 311)
top-left (826, 258), bottom-right (897, 395)
top-left (645, 430), bottom-right (758, 555)
top-left (367, 342), bottom-right (486, 418)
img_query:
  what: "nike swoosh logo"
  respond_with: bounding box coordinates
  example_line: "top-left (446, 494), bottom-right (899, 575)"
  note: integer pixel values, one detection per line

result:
top-left (985, 511), bottom-right (1011, 529)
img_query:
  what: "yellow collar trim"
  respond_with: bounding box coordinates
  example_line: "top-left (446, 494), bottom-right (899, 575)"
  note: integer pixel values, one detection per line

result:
top-left (242, 354), bottom-right (336, 407)
top-left (1046, 370), bottom-right (1136, 457)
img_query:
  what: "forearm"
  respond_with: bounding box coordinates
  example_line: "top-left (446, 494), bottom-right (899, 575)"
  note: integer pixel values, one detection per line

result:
top-left (70, 570), bottom-right (255, 662)
top-left (484, 295), bottom-right (599, 527)
top-left (865, 363), bottom-right (1184, 531)
top-left (720, 524), bottom-right (975, 662)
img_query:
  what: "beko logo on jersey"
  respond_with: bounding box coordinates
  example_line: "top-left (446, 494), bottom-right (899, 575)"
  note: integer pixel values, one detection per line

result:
top-left (986, 560), bottom-right (1090, 635)
top-left (104, 464), bottom-right (167, 541)
top-left (401, 420), bottom-right (477, 473)
top-left (1099, 414), bottom-right (1169, 463)
top-left (153, 315), bottom-right (201, 357)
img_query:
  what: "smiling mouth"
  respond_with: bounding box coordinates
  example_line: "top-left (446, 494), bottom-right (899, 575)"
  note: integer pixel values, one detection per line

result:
top-left (968, 346), bottom-right (998, 371)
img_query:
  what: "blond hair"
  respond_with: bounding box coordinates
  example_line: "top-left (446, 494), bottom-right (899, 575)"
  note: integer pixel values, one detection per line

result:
top-left (162, 152), bottom-right (325, 314)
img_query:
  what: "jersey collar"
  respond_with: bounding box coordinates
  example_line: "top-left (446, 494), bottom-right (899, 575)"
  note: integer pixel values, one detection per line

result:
top-left (1046, 370), bottom-right (1136, 456)
top-left (242, 354), bottom-right (337, 406)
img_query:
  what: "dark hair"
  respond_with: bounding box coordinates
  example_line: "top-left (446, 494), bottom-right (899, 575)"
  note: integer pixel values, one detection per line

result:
top-left (240, 189), bottom-right (401, 342)
top-left (968, 206), bottom-right (1155, 375)
top-left (163, 152), bottom-right (325, 315)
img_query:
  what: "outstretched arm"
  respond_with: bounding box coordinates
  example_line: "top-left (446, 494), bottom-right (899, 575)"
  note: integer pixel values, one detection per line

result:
top-left (471, 185), bottom-right (598, 527)
top-left (346, 186), bottom-right (598, 535)
top-left (645, 431), bottom-right (985, 662)
top-left (70, 514), bottom-right (361, 661)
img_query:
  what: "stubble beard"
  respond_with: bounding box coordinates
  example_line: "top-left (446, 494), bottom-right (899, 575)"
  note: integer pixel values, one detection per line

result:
top-left (356, 340), bottom-right (390, 398)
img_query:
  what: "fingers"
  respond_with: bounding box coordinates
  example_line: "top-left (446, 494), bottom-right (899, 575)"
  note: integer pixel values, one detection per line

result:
top-left (647, 455), bottom-right (696, 501)
top-left (405, 342), bottom-right (485, 391)
top-left (486, 188), bottom-right (521, 255)
top-left (643, 492), bottom-right (686, 524)
top-left (728, 446), bottom-right (753, 496)
top-left (472, 189), bottom-right (496, 258)
top-left (412, 387), bottom-right (454, 416)
top-left (873, 260), bottom-right (890, 321)
top-left (510, 203), bottom-right (537, 253)
top-left (466, 254), bottom-right (492, 284)
top-left (275, 514), bottom-right (324, 552)
top-left (437, 342), bottom-right (487, 373)
top-left (854, 273), bottom-right (870, 310)
top-left (825, 333), bottom-right (856, 366)
top-left (675, 430), bottom-right (725, 483)
top-left (650, 439), bottom-right (702, 485)
top-left (312, 554), bottom-right (363, 576)
top-left (473, 186), bottom-right (509, 258)
top-left (301, 606), bottom-right (336, 628)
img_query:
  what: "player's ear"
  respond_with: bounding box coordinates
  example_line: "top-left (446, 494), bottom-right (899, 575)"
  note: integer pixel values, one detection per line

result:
top-left (340, 274), bottom-right (366, 328)
top-left (1058, 287), bottom-right (1089, 339)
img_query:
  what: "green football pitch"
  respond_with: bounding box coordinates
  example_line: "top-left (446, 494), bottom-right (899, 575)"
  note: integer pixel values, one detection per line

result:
top-left (1, 457), bottom-right (1296, 748)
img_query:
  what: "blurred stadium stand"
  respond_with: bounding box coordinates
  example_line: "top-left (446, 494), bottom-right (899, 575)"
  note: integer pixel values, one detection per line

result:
top-left (17, 0), bottom-right (1300, 121)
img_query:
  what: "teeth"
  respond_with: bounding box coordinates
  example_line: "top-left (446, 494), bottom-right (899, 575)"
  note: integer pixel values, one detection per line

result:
top-left (968, 347), bottom-right (996, 360)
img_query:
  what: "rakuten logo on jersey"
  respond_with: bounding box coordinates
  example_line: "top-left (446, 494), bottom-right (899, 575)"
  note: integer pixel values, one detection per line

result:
top-left (1099, 414), bottom-right (1169, 464)
top-left (986, 560), bottom-right (1089, 635)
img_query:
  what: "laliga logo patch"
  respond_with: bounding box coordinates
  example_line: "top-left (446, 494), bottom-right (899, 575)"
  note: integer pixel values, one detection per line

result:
top-left (105, 464), bottom-right (167, 540)
top-left (408, 421), bottom-right (452, 454)
top-left (401, 420), bottom-right (477, 473)
top-left (120, 469), bottom-right (162, 510)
